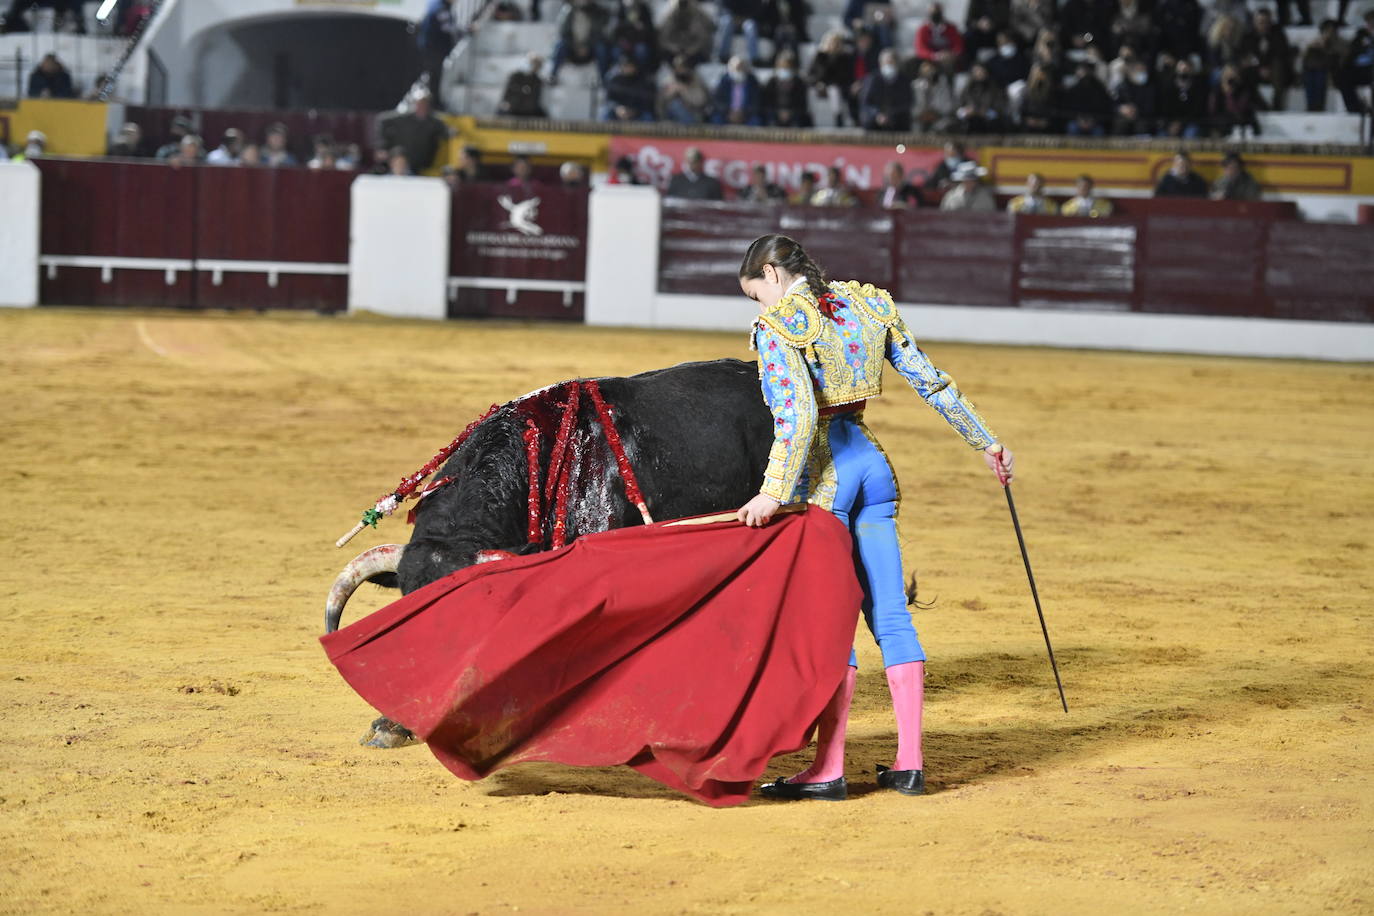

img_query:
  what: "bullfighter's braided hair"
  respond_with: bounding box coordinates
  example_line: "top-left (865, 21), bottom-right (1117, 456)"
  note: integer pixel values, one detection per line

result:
top-left (739, 235), bottom-right (829, 301)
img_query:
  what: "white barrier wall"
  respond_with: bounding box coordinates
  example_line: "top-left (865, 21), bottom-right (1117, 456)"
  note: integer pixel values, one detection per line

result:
top-left (349, 176), bottom-right (451, 320)
top-left (586, 185), bottom-right (661, 327)
top-left (0, 161), bottom-right (40, 309)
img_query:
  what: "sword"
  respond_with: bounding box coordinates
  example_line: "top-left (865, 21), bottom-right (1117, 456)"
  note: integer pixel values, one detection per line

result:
top-left (990, 446), bottom-right (1068, 714)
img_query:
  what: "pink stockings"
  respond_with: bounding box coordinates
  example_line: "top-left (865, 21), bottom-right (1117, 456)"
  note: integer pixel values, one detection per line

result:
top-left (790, 660), bottom-right (925, 783)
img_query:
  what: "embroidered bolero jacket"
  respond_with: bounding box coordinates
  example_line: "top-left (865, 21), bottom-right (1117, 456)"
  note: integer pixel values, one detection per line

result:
top-left (751, 279), bottom-right (998, 503)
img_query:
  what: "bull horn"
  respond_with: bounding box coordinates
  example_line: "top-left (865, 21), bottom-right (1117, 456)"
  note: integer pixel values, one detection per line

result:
top-left (325, 544), bottom-right (403, 634)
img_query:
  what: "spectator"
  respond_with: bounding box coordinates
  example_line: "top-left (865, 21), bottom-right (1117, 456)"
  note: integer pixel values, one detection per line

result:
top-left (1277, 0), bottom-right (1313, 26)
top-left (1347, 11), bottom-right (1374, 113)
top-left (1112, 58), bottom-right (1156, 134)
top-left (339, 143), bottom-right (362, 170)
top-left (1106, 43), bottom-right (1140, 92)
top-left (789, 170), bottom-right (820, 204)
top-left (505, 155), bottom-right (541, 192)
top-left (1058, 0), bottom-right (1110, 55)
top-left (106, 122), bottom-right (143, 158)
top-left (939, 162), bottom-right (996, 210)
top-left (812, 165), bottom-right (860, 207)
top-left (1155, 0), bottom-right (1203, 62)
top-left (3, 0), bottom-right (85, 34)
top-left (418, 0), bottom-right (459, 105)
top-left (762, 50), bottom-right (813, 126)
top-left (954, 61), bottom-right (1009, 132)
top-left (368, 147), bottom-right (392, 175)
top-left (1030, 28), bottom-right (1064, 84)
top-left (739, 164), bottom-right (786, 202)
top-left (1110, 0), bottom-right (1153, 58)
top-left (925, 140), bottom-right (972, 190)
top-left (308, 145), bottom-right (339, 170)
top-left (666, 146), bottom-right (723, 199)
top-left (913, 58), bottom-right (958, 131)
top-left (1159, 58), bottom-right (1208, 138)
top-left (10, 129), bottom-right (45, 161)
top-left (262, 123), bottom-right (298, 167)
top-left (170, 134), bottom-right (204, 168)
top-left (851, 26), bottom-right (882, 89)
top-left (711, 55), bottom-right (763, 125)
top-left (560, 161), bottom-right (588, 188)
top-left (1302, 20), bottom-right (1347, 111)
top-left (1211, 152), bottom-right (1262, 200)
top-left (240, 144), bottom-right (263, 167)
top-left (1062, 60), bottom-right (1112, 135)
top-left (915, 2), bottom-right (965, 74)
top-left (611, 0), bottom-right (659, 71)
top-left (206, 128), bottom-right (245, 166)
top-left (1207, 14), bottom-right (1250, 76)
top-left (714, 0), bottom-right (762, 66)
top-left (1251, 9), bottom-right (1295, 111)
top-left (454, 145), bottom-right (487, 183)
top-left (964, 14), bottom-right (1000, 66)
top-left (1018, 62), bottom-right (1058, 132)
top-left (388, 147), bottom-right (413, 176)
top-left (763, 0), bottom-right (809, 60)
top-left (1010, 0), bottom-right (1055, 46)
top-left (1210, 64), bottom-right (1265, 136)
top-left (1060, 174), bottom-right (1114, 217)
top-left (550, 0), bottom-right (611, 85)
top-left (603, 56), bottom-right (658, 121)
top-left (808, 29), bottom-right (858, 126)
top-left (379, 90), bottom-right (450, 173)
top-left (1154, 151), bottom-right (1209, 197)
top-left (860, 48), bottom-right (915, 131)
top-left (987, 30), bottom-right (1030, 87)
top-left (656, 0), bottom-right (715, 66)
top-left (659, 54), bottom-right (712, 123)
top-left (27, 52), bottom-right (75, 98)
top-left (877, 161), bottom-right (925, 209)
top-left (611, 155), bottom-right (642, 184)
top-left (500, 52), bottom-right (549, 117)
top-left (155, 116), bottom-right (193, 160)
top-left (1007, 171), bottom-right (1058, 213)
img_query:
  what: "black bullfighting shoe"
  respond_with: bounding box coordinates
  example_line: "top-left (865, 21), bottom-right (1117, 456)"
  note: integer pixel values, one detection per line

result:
top-left (758, 776), bottom-right (848, 801)
top-left (876, 764), bottom-right (925, 796)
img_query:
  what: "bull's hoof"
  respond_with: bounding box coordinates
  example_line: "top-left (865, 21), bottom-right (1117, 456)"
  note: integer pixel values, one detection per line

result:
top-left (358, 716), bottom-right (419, 749)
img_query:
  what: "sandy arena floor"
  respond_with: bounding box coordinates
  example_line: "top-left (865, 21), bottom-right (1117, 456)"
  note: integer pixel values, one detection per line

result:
top-left (0, 308), bottom-right (1370, 915)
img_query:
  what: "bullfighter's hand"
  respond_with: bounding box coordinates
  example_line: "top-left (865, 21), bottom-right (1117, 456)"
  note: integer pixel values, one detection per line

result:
top-left (984, 443), bottom-right (1014, 485)
top-left (737, 493), bottom-right (781, 527)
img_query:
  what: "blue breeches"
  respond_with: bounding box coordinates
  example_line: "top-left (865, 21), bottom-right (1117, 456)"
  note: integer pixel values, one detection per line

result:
top-left (813, 413), bottom-right (925, 669)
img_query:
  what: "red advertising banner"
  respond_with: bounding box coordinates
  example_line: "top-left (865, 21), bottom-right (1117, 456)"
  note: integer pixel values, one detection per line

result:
top-left (450, 183), bottom-right (588, 321)
top-left (609, 136), bottom-right (950, 199)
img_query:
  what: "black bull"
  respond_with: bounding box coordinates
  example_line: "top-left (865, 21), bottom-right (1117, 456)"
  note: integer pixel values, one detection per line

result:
top-left (327, 358), bottom-right (775, 636)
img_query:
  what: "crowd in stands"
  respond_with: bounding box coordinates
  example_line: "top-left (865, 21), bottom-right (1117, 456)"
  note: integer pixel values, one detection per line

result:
top-left (2, 0), bottom-right (153, 35)
top-left (488, 0), bottom-right (1374, 132)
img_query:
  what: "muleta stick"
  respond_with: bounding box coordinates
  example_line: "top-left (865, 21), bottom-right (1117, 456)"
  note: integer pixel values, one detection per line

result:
top-left (988, 445), bottom-right (1069, 714)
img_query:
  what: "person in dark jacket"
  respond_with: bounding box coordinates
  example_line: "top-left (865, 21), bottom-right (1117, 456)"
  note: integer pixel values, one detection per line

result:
top-left (666, 146), bottom-right (724, 199)
top-left (1062, 61), bottom-right (1112, 136)
top-left (379, 91), bottom-right (451, 173)
top-left (807, 29), bottom-right (858, 126)
top-left (711, 55), bottom-right (764, 124)
top-left (1158, 58), bottom-right (1208, 138)
top-left (602, 56), bottom-right (658, 121)
top-left (860, 48), bottom-right (915, 131)
top-left (1112, 59), bottom-right (1156, 135)
top-left (877, 160), bottom-right (925, 209)
top-left (550, 0), bottom-right (611, 84)
top-left (738, 163), bottom-right (786, 202)
top-left (26, 53), bottom-right (75, 98)
top-left (1210, 64), bottom-right (1265, 137)
top-left (611, 0), bottom-right (660, 71)
top-left (1153, 151), bottom-right (1209, 197)
top-left (1251, 8), bottom-right (1295, 111)
top-left (986, 30), bottom-right (1030, 87)
top-left (1210, 151), bottom-right (1262, 201)
top-left (499, 53), bottom-right (549, 117)
top-left (418, 0), bottom-right (459, 105)
top-left (761, 50), bottom-right (813, 126)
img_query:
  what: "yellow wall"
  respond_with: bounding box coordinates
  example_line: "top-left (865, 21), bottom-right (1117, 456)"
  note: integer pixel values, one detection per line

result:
top-left (2, 99), bottom-right (109, 158)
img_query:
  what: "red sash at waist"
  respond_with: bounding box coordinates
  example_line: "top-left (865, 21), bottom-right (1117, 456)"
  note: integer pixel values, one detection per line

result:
top-left (819, 400), bottom-right (865, 416)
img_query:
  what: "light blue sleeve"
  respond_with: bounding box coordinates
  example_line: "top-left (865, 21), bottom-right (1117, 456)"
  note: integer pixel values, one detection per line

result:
top-left (886, 317), bottom-right (998, 449)
top-left (754, 322), bottom-right (819, 502)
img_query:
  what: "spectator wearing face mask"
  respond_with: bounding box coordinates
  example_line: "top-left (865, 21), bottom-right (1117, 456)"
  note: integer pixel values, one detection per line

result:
top-left (861, 48), bottom-right (915, 131)
top-left (1159, 59), bottom-right (1207, 138)
top-left (986, 31), bottom-right (1029, 87)
top-left (1112, 60), bottom-right (1155, 135)
top-left (762, 51), bottom-right (813, 127)
top-left (1006, 172), bottom-right (1057, 214)
top-left (712, 55), bottom-right (763, 125)
top-left (1060, 174), bottom-right (1114, 217)
top-left (916, 2), bottom-right (965, 75)
top-left (953, 61), bottom-right (1008, 132)
top-left (1153, 151), bottom-right (1208, 197)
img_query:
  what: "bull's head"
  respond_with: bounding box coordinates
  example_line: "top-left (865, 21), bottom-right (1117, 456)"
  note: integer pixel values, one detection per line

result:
top-left (324, 544), bottom-right (403, 634)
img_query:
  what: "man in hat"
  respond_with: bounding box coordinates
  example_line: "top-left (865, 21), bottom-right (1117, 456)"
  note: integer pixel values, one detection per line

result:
top-left (1210, 152), bottom-right (1262, 201)
top-left (206, 128), bottom-right (245, 166)
top-left (939, 162), bottom-right (996, 211)
top-left (10, 129), bottom-right (45, 161)
top-left (106, 122), bottom-right (144, 158)
top-left (156, 115), bottom-right (194, 160)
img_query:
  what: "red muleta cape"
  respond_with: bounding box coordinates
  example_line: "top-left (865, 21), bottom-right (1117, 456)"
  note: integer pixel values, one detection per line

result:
top-left (320, 507), bottom-right (861, 806)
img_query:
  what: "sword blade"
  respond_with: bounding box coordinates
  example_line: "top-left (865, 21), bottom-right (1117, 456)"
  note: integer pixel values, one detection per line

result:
top-left (1004, 484), bottom-right (1069, 713)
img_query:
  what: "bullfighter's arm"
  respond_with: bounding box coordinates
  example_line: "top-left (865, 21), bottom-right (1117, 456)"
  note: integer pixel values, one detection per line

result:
top-left (886, 316), bottom-right (998, 450)
top-left (755, 322), bottom-right (818, 503)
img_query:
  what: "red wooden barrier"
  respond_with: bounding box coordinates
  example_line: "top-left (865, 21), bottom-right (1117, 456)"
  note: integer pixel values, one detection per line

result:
top-left (450, 183), bottom-right (588, 320)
